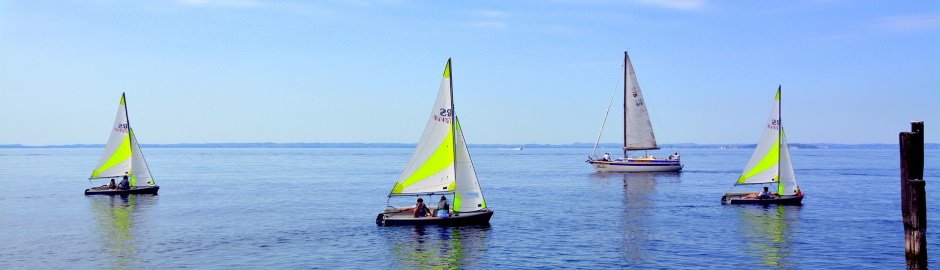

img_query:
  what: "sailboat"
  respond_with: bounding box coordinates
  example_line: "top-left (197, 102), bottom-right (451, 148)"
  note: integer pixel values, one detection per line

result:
top-left (587, 52), bottom-right (683, 172)
top-left (85, 93), bottom-right (159, 195)
top-left (721, 86), bottom-right (803, 205)
top-left (376, 59), bottom-right (493, 226)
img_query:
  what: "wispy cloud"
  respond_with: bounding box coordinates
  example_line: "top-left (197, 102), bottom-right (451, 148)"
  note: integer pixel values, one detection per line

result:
top-left (474, 8), bottom-right (506, 17)
top-left (466, 21), bottom-right (507, 29)
top-left (630, 0), bottom-right (706, 11)
top-left (466, 9), bottom-right (508, 29)
top-left (874, 13), bottom-right (940, 32)
top-left (176, 0), bottom-right (264, 8)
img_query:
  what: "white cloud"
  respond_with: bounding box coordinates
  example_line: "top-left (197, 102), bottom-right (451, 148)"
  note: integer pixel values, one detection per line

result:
top-left (176, 0), bottom-right (264, 8)
top-left (875, 14), bottom-right (940, 32)
top-left (630, 0), bottom-right (705, 11)
top-left (474, 8), bottom-right (506, 17)
top-left (467, 21), bottom-right (507, 29)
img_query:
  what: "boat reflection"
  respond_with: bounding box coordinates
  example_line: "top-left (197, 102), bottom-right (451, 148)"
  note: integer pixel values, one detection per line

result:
top-left (736, 205), bottom-right (800, 268)
top-left (390, 225), bottom-right (491, 269)
top-left (89, 194), bottom-right (157, 269)
top-left (620, 172), bottom-right (658, 264)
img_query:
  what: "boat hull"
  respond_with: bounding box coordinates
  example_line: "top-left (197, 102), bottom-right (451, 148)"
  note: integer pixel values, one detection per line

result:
top-left (588, 159), bottom-right (682, 172)
top-left (721, 192), bottom-right (803, 205)
top-left (376, 208), bottom-right (493, 226)
top-left (85, 185), bottom-right (159, 196)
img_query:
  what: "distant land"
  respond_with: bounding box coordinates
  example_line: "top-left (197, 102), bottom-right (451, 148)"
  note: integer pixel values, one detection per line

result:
top-left (1, 143), bottom-right (937, 149)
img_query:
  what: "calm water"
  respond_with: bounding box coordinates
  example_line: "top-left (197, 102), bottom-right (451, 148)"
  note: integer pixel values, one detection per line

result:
top-left (1, 147), bottom-right (938, 269)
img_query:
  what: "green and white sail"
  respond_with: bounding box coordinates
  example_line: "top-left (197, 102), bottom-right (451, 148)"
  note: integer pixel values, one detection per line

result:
top-left (624, 52), bottom-right (658, 150)
top-left (129, 128), bottom-right (154, 186)
top-left (390, 61), bottom-right (456, 195)
top-left (453, 117), bottom-right (486, 212)
top-left (90, 94), bottom-right (155, 186)
top-left (737, 86), bottom-right (797, 195)
top-left (91, 95), bottom-right (133, 179)
top-left (389, 59), bottom-right (488, 212)
top-left (777, 130), bottom-right (798, 195)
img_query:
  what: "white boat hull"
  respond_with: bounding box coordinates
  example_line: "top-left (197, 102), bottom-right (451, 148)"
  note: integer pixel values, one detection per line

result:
top-left (588, 159), bottom-right (682, 172)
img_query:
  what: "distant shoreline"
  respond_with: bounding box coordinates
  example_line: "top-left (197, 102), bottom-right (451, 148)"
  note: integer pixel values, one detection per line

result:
top-left (1, 143), bottom-right (936, 149)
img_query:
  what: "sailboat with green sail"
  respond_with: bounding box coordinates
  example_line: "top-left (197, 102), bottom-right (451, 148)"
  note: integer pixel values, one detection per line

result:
top-left (376, 59), bottom-right (493, 226)
top-left (85, 93), bottom-right (159, 195)
top-left (722, 86), bottom-right (803, 205)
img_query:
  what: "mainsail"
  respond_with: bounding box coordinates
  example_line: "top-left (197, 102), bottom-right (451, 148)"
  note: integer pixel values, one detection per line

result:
top-left (90, 94), bottom-right (155, 186)
top-left (91, 95), bottom-right (132, 179)
top-left (453, 117), bottom-right (486, 212)
top-left (623, 52), bottom-right (658, 151)
top-left (390, 60), bottom-right (457, 195)
top-left (737, 87), bottom-right (786, 186)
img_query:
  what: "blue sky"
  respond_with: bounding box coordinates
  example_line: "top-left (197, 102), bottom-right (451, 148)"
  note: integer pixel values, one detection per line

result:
top-left (1, 0), bottom-right (938, 145)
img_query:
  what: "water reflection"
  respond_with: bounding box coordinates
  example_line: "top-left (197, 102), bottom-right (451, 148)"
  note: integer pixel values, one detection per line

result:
top-left (620, 173), bottom-right (657, 264)
top-left (736, 205), bottom-right (800, 268)
top-left (89, 195), bottom-right (156, 269)
top-left (390, 225), bottom-right (490, 269)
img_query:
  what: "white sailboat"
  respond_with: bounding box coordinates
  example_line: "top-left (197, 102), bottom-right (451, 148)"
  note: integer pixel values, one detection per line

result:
top-left (376, 59), bottom-right (493, 226)
top-left (587, 52), bottom-right (683, 172)
top-left (85, 93), bottom-right (159, 195)
top-left (722, 86), bottom-right (803, 205)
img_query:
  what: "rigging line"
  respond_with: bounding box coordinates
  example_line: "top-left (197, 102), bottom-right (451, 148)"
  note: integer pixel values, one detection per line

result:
top-left (591, 63), bottom-right (625, 159)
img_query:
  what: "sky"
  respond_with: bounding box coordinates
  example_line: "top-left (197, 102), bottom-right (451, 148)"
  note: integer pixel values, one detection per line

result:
top-left (1, 0), bottom-right (938, 145)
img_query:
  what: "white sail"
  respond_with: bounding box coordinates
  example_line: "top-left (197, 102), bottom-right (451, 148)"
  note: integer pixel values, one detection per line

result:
top-left (90, 95), bottom-right (132, 179)
top-left (453, 117), bottom-right (486, 212)
top-left (623, 52), bottom-right (658, 150)
top-left (737, 88), bottom-right (782, 185)
top-left (777, 129), bottom-right (798, 195)
top-left (129, 128), bottom-right (155, 186)
top-left (390, 60), bottom-right (456, 195)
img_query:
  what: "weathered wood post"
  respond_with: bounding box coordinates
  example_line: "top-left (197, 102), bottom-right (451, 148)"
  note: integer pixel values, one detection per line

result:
top-left (900, 121), bottom-right (926, 269)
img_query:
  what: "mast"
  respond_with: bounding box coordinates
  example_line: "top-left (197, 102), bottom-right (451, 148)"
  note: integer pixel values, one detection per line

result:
top-left (122, 92), bottom-right (130, 177)
top-left (449, 58), bottom-right (457, 187)
top-left (777, 85), bottom-right (782, 183)
top-left (623, 51), bottom-right (628, 158)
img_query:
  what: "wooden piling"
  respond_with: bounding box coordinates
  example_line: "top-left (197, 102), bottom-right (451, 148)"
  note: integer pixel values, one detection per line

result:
top-left (900, 121), bottom-right (926, 269)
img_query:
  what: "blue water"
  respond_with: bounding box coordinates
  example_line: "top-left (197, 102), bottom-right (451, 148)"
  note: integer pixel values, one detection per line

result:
top-left (1, 147), bottom-right (938, 268)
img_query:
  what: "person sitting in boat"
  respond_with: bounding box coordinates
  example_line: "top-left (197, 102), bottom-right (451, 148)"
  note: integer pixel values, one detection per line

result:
top-left (107, 178), bottom-right (117, 190)
top-left (669, 152), bottom-right (680, 160)
top-left (118, 175), bottom-right (131, 190)
top-left (758, 186), bottom-right (774, 199)
top-left (602, 153), bottom-right (611, 161)
top-left (438, 204), bottom-right (451, 218)
top-left (413, 198), bottom-right (431, 218)
top-left (435, 196), bottom-right (450, 217)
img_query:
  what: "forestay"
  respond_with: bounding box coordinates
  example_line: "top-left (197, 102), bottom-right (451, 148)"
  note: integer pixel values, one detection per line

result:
top-left (453, 117), bottom-right (486, 212)
top-left (390, 61), bottom-right (456, 195)
top-left (737, 88), bottom-right (782, 185)
top-left (623, 53), bottom-right (658, 150)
